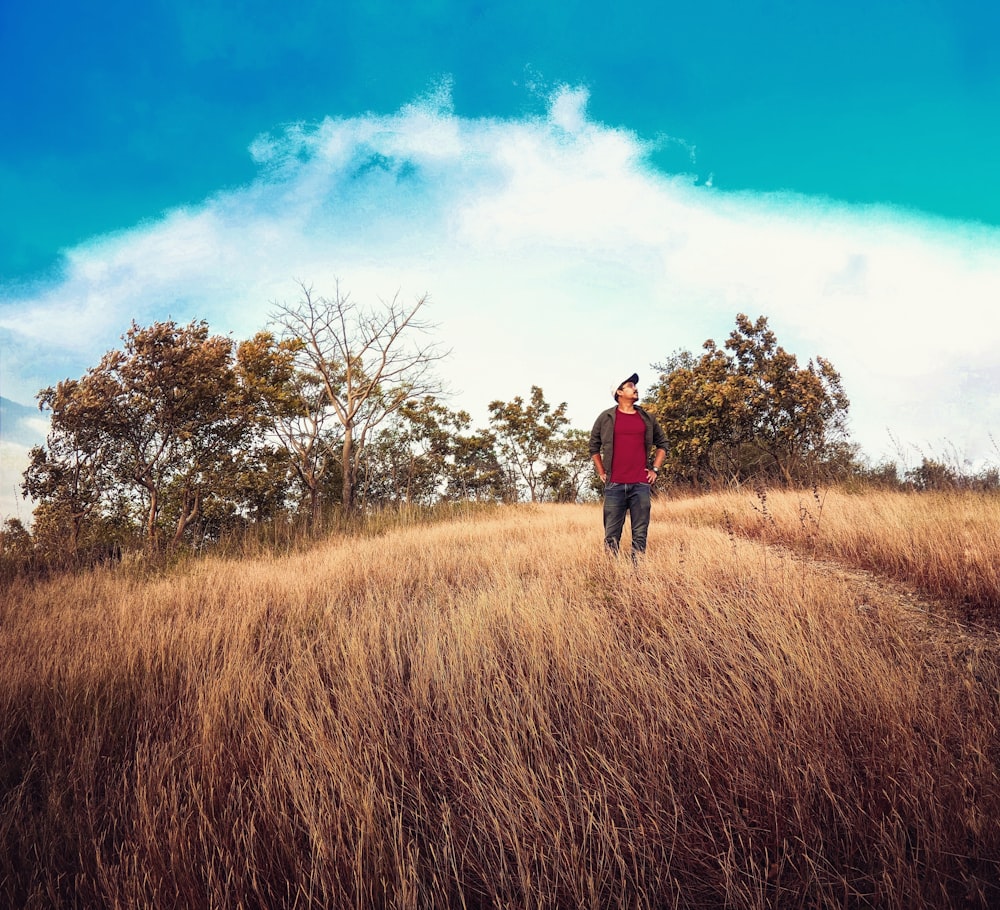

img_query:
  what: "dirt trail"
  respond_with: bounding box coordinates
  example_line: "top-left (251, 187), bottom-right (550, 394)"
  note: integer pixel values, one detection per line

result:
top-left (775, 543), bottom-right (1000, 657)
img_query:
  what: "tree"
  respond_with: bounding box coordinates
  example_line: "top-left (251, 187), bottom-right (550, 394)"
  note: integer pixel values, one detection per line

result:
top-left (646, 346), bottom-right (739, 486)
top-left (646, 314), bottom-right (850, 486)
top-left (0, 518), bottom-right (33, 575)
top-left (488, 386), bottom-right (571, 502)
top-left (0, 518), bottom-right (32, 558)
top-left (271, 282), bottom-right (447, 511)
top-left (447, 429), bottom-right (510, 502)
top-left (21, 421), bottom-right (114, 559)
top-left (236, 331), bottom-right (341, 528)
top-left (906, 457), bottom-right (958, 491)
top-left (276, 371), bottom-right (343, 523)
top-left (357, 396), bottom-right (473, 506)
top-left (725, 314), bottom-right (850, 483)
top-left (27, 320), bottom-right (259, 551)
top-left (540, 428), bottom-right (595, 502)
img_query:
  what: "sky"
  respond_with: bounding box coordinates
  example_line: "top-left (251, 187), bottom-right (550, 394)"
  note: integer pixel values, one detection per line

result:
top-left (2, 0), bottom-right (1000, 521)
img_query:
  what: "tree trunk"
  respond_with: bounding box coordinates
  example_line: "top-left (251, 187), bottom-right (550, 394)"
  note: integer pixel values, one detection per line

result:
top-left (309, 481), bottom-right (321, 532)
top-left (171, 488), bottom-right (200, 550)
top-left (146, 486), bottom-right (159, 548)
top-left (341, 425), bottom-right (354, 511)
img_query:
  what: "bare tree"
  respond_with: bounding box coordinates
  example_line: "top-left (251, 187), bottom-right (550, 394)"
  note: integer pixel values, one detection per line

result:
top-left (256, 356), bottom-right (340, 526)
top-left (271, 282), bottom-right (447, 511)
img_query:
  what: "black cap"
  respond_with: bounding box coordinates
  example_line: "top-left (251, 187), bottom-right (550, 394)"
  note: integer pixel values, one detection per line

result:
top-left (614, 373), bottom-right (639, 400)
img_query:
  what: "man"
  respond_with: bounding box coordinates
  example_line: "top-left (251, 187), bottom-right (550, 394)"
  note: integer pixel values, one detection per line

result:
top-left (589, 373), bottom-right (668, 557)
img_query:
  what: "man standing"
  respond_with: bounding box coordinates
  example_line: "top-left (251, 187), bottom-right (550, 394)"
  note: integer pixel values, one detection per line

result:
top-left (589, 373), bottom-right (668, 557)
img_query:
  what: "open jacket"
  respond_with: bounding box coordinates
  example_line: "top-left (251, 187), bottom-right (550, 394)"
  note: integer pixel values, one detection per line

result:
top-left (588, 405), bottom-right (668, 480)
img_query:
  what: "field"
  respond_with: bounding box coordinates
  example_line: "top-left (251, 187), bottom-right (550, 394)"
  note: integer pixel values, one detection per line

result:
top-left (2, 491), bottom-right (999, 908)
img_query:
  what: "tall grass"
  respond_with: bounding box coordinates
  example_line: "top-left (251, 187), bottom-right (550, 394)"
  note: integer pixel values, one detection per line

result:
top-left (2, 500), bottom-right (998, 907)
top-left (209, 500), bottom-right (506, 562)
top-left (663, 488), bottom-right (1000, 621)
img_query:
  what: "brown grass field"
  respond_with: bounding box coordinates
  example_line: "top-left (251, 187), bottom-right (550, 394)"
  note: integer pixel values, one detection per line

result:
top-left (2, 491), bottom-right (999, 908)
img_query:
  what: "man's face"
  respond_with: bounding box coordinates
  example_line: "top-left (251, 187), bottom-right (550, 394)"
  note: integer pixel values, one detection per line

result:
top-left (618, 381), bottom-right (638, 403)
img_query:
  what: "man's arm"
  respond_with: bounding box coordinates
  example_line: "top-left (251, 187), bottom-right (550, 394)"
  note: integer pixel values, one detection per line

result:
top-left (592, 453), bottom-right (607, 483)
top-left (588, 415), bottom-right (603, 456)
top-left (645, 448), bottom-right (666, 484)
top-left (649, 415), bottom-right (668, 454)
top-left (589, 413), bottom-right (608, 482)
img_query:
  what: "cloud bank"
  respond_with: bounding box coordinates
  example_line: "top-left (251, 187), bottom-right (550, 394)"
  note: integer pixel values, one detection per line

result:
top-left (3, 83), bottom-right (1000, 518)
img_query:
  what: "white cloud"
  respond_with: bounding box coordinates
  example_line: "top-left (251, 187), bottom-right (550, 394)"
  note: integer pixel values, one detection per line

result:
top-left (0, 402), bottom-right (47, 524)
top-left (2, 81), bottom-right (999, 519)
top-left (0, 441), bottom-right (32, 526)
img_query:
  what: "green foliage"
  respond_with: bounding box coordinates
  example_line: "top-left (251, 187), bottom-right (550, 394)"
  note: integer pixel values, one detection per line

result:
top-left (906, 458), bottom-right (956, 491)
top-left (903, 457), bottom-right (1000, 493)
top-left (357, 398), bottom-right (515, 506)
top-left (24, 320), bottom-right (275, 557)
top-left (0, 518), bottom-right (34, 580)
top-left (488, 387), bottom-right (590, 502)
top-left (541, 428), bottom-right (595, 502)
top-left (646, 314), bottom-right (851, 487)
top-left (447, 428), bottom-right (510, 502)
top-left (240, 330), bottom-right (343, 527)
top-left (358, 397), bottom-right (468, 505)
top-left (853, 460), bottom-right (902, 489)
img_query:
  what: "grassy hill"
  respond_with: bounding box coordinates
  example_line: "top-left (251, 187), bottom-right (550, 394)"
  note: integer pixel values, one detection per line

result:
top-left (2, 493), bottom-right (999, 908)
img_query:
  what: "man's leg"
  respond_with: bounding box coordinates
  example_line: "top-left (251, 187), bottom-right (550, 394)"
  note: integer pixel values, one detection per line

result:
top-left (603, 482), bottom-right (627, 554)
top-left (627, 483), bottom-right (652, 555)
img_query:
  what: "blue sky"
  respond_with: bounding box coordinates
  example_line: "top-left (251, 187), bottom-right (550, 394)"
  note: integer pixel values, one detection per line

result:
top-left (2, 0), bottom-right (1000, 518)
top-left (4, 0), bottom-right (999, 277)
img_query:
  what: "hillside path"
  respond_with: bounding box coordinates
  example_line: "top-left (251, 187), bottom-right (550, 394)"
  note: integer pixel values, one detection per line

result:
top-left (773, 543), bottom-right (1000, 658)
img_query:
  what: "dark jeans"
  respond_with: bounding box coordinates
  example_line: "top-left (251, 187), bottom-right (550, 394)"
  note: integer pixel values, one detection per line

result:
top-left (603, 482), bottom-right (651, 555)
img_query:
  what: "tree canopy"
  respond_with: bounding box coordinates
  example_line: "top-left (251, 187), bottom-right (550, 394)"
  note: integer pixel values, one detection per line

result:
top-left (488, 386), bottom-right (573, 503)
top-left (645, 314), bottom-right (851, 487)
top-left (24, 320), bottom-right (272, 554)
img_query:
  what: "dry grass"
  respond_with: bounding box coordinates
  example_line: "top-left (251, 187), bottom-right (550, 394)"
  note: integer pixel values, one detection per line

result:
top-left (664, 488), bottom-right (1000, 622)
top-left (2, 498), bottom-right (999, 908)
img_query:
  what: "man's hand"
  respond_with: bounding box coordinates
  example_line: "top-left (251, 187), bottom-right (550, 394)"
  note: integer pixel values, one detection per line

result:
top-left (645, 468), bottom-right (658, 483)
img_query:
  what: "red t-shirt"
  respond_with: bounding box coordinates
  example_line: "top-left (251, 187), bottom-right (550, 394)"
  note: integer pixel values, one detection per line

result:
top-left (609, 409), bottom-right (649, 483)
